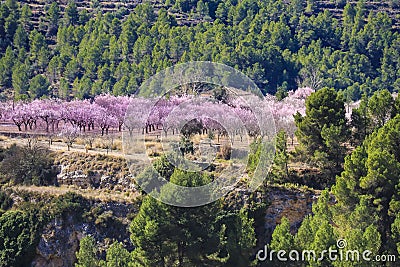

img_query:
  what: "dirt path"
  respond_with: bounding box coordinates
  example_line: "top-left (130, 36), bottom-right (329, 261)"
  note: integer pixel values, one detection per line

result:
top-left (0, 136), bottom-right (126, 157)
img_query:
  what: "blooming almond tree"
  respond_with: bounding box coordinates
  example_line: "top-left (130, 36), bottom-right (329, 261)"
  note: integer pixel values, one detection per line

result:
top-left (60, 125), bottom-right (79, 151)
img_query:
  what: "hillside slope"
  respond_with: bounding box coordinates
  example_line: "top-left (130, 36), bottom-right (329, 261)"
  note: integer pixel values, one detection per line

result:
top-left (18, 0), bottom-right (400, 29)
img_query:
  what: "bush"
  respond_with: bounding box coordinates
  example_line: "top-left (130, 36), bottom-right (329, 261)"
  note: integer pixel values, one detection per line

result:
top-left (51, 192), bottom-right (87, 220)
top-left (247, 139), bottom-right (262, 175)
top-left (219, 144), bottom-right (232, 160)
top-left (0, 210), bottom-right (43, 267)
top-left (0, 190), bottom-right (12, 210)
top-left (0, 142), bottom-right (57, 186)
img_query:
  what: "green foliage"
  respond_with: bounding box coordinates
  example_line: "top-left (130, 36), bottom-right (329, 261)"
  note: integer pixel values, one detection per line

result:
top-left (12, 62), bottom-right (29, 99)
top-left (29, 74), bottom-right (50, 99)
top-left (295, 87), bottom-right (348, 175)
top-left (0, 1), bottom-right (397, 98)
top-left (292, 190), bottom-right (337, 266)
top-left (0, 143), bottom-right (56, 186)
top-left (269, 217), bottom-right (296, 266)
top-left (247, 138), bottom-right (262, 176)
top-left (271, 216), bottom-right (293, 249)
top-left (270, 130), bottom-right (289, 183)
top-left (152, 154), bottom-right (175, 181)
top-left (65, 0), bottom-right (79, 26)
top-left (75, 236), bottom-right (98, 267)
top-left (368, 89), bottom-right (394, 128)
top-left (131, 169), bottom-right (256, 266)
top-left (213, 208), bottom-right (257, 266)
top-left (51, 191), bottom-right (87, 220)
top-left (333, 114), bottom-right (400, 254)
top-left (0, 46), bottom-right (14, 87)
top-left (0, 209), bottom-right (43, 267)
top-left (105, 241), bottom-right (130, 267)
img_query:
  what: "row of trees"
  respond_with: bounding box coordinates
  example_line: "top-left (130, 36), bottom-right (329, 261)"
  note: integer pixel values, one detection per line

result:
top-left (0, 88), bottom-right (312, 140)
top-left (0, 1), bottom-right (399, 100)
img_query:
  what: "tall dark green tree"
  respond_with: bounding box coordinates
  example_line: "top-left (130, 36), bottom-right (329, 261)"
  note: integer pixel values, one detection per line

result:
top-left (368, 89), bottom-right (394, 129)
top-left (29, 74), bottom-right (50, 99)
top-left (295, 87), bottom-right (348, 174)
top-left (130, 168), bottom-right (256, 267)
top-left (351, 94), bottom-right (370, 146)
top-left (0, 46), bottom-right (14, 87)
top-left (75, 236), bottom-right (98, 267)
top-left (334, 115), bottom-right (400, 253)
top-left (64, 0), bottom-right (79, 26)
top-left (12, 62), bottom-right (29, 99)
top-left (46, 2), bottom-right (60, 36)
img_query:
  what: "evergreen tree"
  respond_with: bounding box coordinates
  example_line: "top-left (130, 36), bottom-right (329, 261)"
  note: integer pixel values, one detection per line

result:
top-left (0, 46), bottom-right (14, 87)
top-left (20, 4), bottom-right (32, 31)
top-left (271, 130), bottom-right (289, 182)
top-left (269, 217), bottom-right (295, 265)
top-left (75, 236), bottom-right (98, 267)
top-left (295, 87), bottom-right (348, 174)
top-left (12, 62), bottom-right (29, 99)
top-left (368, 89), bottom-right (394, 129)
top-left (65, 0), bottom-right (79, 26)
top-left (105, 241), bottom-right (131, 267)
top-left (46, 2), bottom-right (60, 36)
top-left (334, 115), bottom-right (400, 253)
top-left (13, 25), bottom-right (28, 50)
top-left (351, 94), bottom-right (370, 146)
top-left (29, 74), bottom-right (50, 99)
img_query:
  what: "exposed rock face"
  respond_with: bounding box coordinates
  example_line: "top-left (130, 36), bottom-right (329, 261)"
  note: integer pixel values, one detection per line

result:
top-left (32, 218), bottom-right (82, 267)
top-left (32, 201), bottom-right (136, 267)
top-left (29, 185), bottom-right (318, 266)
top-left (56, 165), bottom-right (135, 190)
top-left (264, 186), bottom-right (319, 234)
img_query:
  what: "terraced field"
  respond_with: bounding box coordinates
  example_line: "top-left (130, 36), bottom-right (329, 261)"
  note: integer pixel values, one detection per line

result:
top-left (18, 0), bottom-right (400, 30)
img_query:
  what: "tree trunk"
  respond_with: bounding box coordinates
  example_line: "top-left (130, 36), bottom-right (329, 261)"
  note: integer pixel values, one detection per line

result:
top-left (177, 242), bottom-right (184, 267)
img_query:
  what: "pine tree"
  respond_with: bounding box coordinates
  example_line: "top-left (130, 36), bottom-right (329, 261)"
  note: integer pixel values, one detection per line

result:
top-left (29, 74), bottom-right (50, 99)
top-left (65, 0), bottom-right (79, 26)
top-left (0, 46), bottom-right (14, 87)
top-left (368, 89), bottom-right (394, 129)
top-left (75, 236), bottom-right (98, 267)
top-left (46, 2), bottom-right (60, 36)
top-left (12, 62), bottom-right (29, 99)
top-left (295, 87), bottom-right (348, 174)
top-left (105, 241), bottom-right (131, 267)
top-left (13, 25), bottom-right (28, 49)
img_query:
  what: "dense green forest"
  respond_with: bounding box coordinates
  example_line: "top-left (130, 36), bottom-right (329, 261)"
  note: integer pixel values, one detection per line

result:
top-left (1, 0), bottom-right (400, 266)
top-left (0, 0), bottom-right (400, 99)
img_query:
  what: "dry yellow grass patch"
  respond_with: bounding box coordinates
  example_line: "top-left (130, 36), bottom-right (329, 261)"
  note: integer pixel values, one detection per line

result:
top-left (11, 185), bottom-right (139, 203)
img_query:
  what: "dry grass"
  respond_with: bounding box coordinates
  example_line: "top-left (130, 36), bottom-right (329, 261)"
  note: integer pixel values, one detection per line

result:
top-left (54, 151), bottom-right (129, 179)
top-left (93, 138), bottom-right (122, 150)
top-left (11, 185), bottom-right (139, 202)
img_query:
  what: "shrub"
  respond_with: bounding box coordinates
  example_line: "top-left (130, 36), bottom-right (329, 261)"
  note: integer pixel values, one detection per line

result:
top-left (0, 143), bottom-right (57, 186)
top-left (219, 144), bottom-right (232, 160)
top-left (0, 209), bottom-right (43, 267)
top-left (0, 190), bottom-right (12, 210)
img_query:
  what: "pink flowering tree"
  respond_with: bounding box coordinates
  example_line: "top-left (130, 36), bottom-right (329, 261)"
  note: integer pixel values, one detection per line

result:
top-left (60, 125), bottom-right (79, 151)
